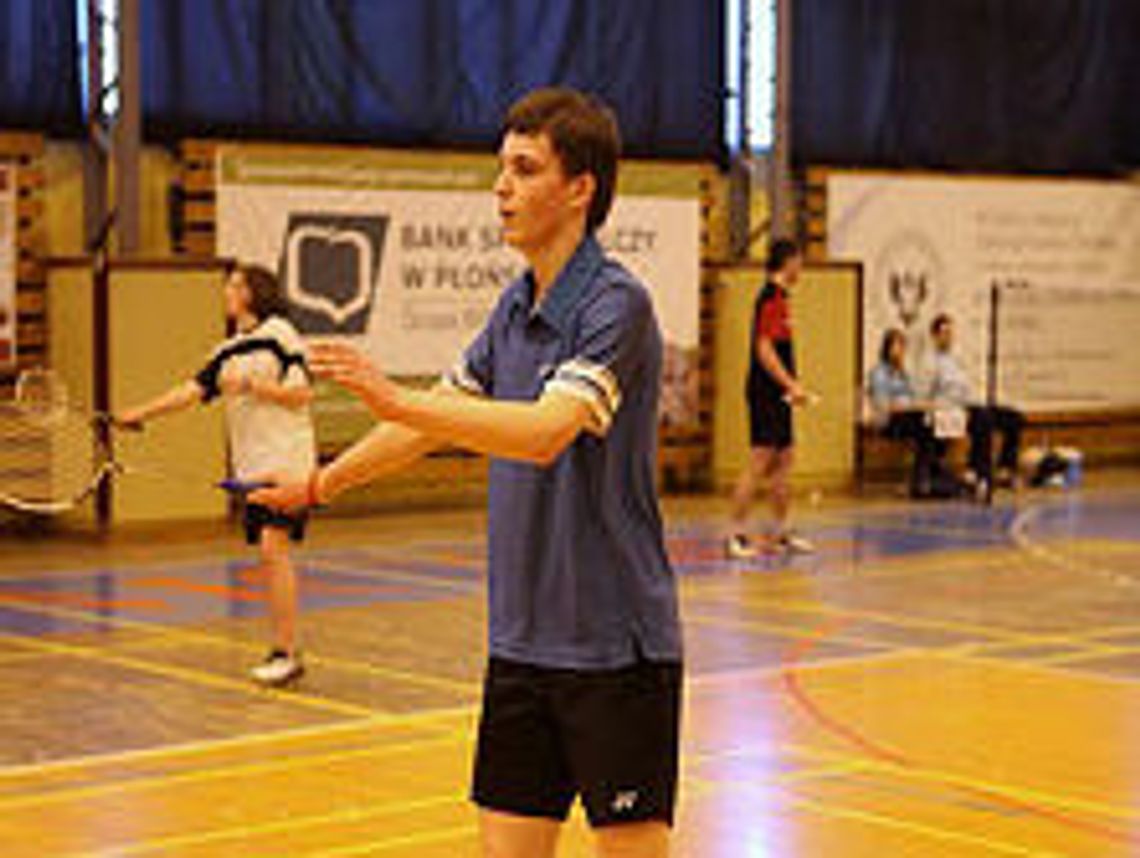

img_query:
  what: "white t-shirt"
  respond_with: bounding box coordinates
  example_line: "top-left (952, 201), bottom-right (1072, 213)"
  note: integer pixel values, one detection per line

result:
top-left (195, 316), bottom-right (316, 482)
top-left (922, 350), bottom-right (973, 407)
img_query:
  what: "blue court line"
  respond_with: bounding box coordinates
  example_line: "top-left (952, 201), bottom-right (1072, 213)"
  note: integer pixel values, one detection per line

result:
top-left (1, 493), bottom-right (1135, 639)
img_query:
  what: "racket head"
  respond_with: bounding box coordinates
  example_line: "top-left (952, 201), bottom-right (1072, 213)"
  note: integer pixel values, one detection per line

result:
top-left (14, 368), bottom-right (69, 416)
top-left (0, 394), bottom-right (111, 515)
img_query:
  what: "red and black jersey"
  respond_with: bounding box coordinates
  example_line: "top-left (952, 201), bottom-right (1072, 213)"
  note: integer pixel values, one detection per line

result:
top-left (747, 281), bottom-right (796, 397)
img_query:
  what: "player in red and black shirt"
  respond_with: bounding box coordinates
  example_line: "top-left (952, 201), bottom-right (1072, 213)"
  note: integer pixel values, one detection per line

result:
top-left (727, 239), bottom-right (815, 557)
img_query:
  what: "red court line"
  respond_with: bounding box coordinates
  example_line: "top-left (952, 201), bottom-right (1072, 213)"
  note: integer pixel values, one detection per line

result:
top-left (131, 577), bottom-right (266, 604)
top-left (235, 567), bottom-right (427, 598)
top-left (0, 590), bottom-right (169, 613)
top-left (779, 618), bottom-right (1138, 847)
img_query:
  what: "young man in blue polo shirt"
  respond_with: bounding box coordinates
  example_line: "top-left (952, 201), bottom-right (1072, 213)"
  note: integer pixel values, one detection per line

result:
top-left (254, 87), bottom-right (682, 858)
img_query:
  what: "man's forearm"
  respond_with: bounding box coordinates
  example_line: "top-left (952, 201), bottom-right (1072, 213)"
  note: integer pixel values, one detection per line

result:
top-left (758, 339), bottom-right (797, 391)
top-left (319, 422), bottom-right (439, 501)
top-left (387, 388), bottom-right (586, 466)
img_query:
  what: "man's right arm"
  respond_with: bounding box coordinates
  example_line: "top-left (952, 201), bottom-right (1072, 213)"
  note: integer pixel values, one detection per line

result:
top-left (758, 337), bottom-right (805, 400)
top-left (314, 421), bottom-right (441, 504)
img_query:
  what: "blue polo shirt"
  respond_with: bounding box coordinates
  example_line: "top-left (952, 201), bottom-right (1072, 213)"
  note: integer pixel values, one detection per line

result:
top-left (446, 236), bottom-right (682, 670)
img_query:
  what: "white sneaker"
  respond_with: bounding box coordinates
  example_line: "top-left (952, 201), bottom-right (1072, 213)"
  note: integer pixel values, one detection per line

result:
top-left (775, 531), bottom-right (815, 554)
top-left (724, 534), bottom-right (759, 559)
top-left (250, 651), bottom-right (304, 687)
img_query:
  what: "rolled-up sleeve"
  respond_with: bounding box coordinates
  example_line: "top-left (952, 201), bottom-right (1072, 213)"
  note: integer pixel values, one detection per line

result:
top-left (545, 282), bottom-right (652, 436)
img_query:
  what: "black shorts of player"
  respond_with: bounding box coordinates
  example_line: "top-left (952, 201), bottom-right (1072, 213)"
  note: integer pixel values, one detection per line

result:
top-left (471, 655), bottom-right (683, 828)
top-left (748, 391), bottom-right (793, 448)
top-left (243, 503), bottom-right (308, 546)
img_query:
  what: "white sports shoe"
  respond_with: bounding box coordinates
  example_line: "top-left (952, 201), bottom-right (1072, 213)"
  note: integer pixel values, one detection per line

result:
top-left (250, 650), bottom-right (304, 687)
top-left (774, 531), bottom-right (815, 554)
top-left (724, 534), bottom-right (759, 559)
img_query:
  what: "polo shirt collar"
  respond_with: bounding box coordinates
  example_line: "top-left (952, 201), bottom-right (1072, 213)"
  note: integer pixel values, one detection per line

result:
top-left (512, 236), bottom-right (604, 333)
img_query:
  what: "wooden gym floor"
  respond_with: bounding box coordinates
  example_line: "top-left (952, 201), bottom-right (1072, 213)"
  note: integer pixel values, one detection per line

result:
top-left (1, 473), bottom-right (1139, 856)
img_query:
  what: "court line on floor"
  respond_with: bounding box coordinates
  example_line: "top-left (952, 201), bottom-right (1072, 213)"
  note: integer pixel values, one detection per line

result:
top-left (121, 633), bottom-right (477, 695)
top-left (682, 608), bottom-right (906, 652)
top-left (63, 753), bottom-right (873, 856)
top-left (0, 588), bottom-right (477, 696)
top-left (0, 731), bottom-right (469, 812)
top-left (941, 647), bottom-right (1140, 690)
top-left (89, 794), bottom-right (466, 858)
top-left (693, 653), bottom-right (1140, 824)
top-left (721, 585), bottom-right (1140, 654)
top-left (689, 756), bottom-right (1064, 858)
top-left (779, 619), bottom-right (1139, 847)
top-left (688, 543), bottom-right (1033, 599)
top-left (0, 630), bottom-right (374, 720)
top-left (0, 648), bottom-right (60, 666)
top-left (1011, 502), bottom-right (1140, 590)
top-left (0, 704), bottom-right (473, 781)
top-left (774, 787), bottom-right (1066, 857)
top-left (778, 735), bottom-right (1140, 823)
top-left (0, 650), bottom-right (914, 789)
top-left (695, 586), bottom-right (1037, 644)
top-left (316, 825), bottom-right (477, 857)
top-left (12, 656), bottom-right (1129, 856)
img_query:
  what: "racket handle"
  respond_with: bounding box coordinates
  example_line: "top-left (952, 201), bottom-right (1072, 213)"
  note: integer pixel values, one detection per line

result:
top-left (783, 391), bottom-right (822, 406)
top-left (218, 478), bottom-right (275, 495)
top-left (99, 413), bottom-right (144, 432)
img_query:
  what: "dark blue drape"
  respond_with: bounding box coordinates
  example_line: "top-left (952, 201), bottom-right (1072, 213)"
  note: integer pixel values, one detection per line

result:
top-left (792, 0), bottom-right (1140, 173)
top-left (0, 0), bottom-right (82, 132)
top-left (142, 0), bottom-right (724, 160)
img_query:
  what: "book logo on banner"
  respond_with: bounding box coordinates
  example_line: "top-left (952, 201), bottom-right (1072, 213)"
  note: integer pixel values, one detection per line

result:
top-left (874, 230), bottom-right (945, 367)
top-left (279, 213), bottom-right (388, 334)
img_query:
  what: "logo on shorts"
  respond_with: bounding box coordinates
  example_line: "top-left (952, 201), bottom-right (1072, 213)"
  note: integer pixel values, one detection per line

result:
top-left (279, 212), bottom-right (389, 335)
top-left (611, 789), bottom-right (640, 814)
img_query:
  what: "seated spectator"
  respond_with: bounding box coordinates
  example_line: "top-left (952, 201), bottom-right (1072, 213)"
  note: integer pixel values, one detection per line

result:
top-left (867, 328), bottom-right (944, 498)
top-left (923, 313), bottom-right (1025, 490)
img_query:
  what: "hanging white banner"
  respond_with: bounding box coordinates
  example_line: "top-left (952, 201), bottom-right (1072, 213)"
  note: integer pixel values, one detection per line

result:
top-left (0, 166), bottom-right (15, 367)
top-left (216, 147), bottom-right (702, 425)
top-left (827, 171), bottom-right (1140, 410)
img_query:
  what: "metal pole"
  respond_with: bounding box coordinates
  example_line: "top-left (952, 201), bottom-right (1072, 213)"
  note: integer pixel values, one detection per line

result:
top-left (737, 0), bottom-right (751, 152)
top-left (114, 0), bottom-right (141, 255)
top-left (83, 0), bottom-right (109, 253)
top-left (985, 281), bottom-right (1000, 506)
top-left (770, 0), bottom-right (794, 240)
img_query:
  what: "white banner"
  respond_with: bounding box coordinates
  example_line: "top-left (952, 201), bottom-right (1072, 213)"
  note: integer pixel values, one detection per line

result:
top-left (217, 148), bottom-right (702, 425)
top-left (0, 166), bottom-right (15, 367)
top-left (827, 172), bottom-right (1140, 410)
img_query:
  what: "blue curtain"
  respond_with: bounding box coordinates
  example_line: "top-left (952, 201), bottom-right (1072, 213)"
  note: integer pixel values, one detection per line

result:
top-left (792, 0), bottom-right (1140, 173)
top-left (142, 0), bottom-right (724, 160)
top-left (0, 0), bottom-right (82, 132)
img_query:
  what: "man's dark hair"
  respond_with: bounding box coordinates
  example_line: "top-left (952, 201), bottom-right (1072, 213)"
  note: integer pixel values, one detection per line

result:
top-left (930, 312), bottom-right (952, 336)
top-left (501, 87), bottom-right (620, 233)
top-left (766, 238), bottom-right (801, 273)
top-left (228, 261), bottom-right (287, 321)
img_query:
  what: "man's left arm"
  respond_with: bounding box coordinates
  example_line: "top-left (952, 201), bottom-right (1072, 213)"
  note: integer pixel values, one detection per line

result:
top-left (386, 387), bottom-right (592, 466)
top-left (310, 283), bottom-right (647, 466)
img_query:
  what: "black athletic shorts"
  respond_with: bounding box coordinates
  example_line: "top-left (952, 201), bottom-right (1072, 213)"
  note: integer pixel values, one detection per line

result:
top-left (471, 655), bottom-right (683, 827)
top-left (748, 391), bottom-right (793, 448)
top-left (243, 503), bottom-right (308, 546)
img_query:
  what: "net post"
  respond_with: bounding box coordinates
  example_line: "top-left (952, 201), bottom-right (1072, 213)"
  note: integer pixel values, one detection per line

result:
top-left (984, 280), bottom-right (1000, 506)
